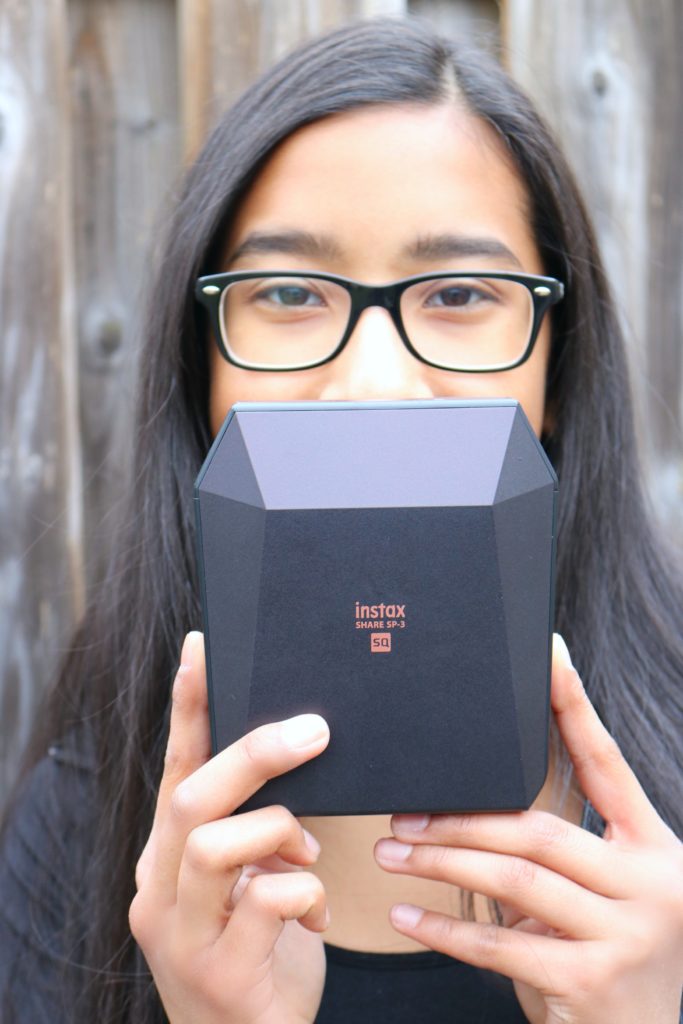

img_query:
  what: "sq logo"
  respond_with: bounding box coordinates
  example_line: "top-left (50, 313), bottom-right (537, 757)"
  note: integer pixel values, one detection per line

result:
top-left (370, 633), bottom-right (391, 653)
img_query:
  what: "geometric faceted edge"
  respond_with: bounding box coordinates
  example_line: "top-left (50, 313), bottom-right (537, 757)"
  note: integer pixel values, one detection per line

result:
top-left (196, 491), bottom-right (266, 752)
top-left (492, 482), bottom-right (557, 803)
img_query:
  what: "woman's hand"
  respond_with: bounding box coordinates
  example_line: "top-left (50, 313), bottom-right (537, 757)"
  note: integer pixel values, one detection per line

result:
top-left (374, 634), bottom-right (683, 1024)
top-left (129, 632), bottom-right (330, 1024)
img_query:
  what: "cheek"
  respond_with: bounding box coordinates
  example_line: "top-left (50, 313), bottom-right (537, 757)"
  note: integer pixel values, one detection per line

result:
top-left (207, 323), bottom-right (553, 440)
top-left (208, 346), bottom-right (336, 437)
top-left (208, 344), bottom-right (255, 436)
top-left (504, 320), bottom-right (552, 438)
top-left (423, 353), bottom-right (550, 440)
top-left (208, 361), bottom-right (275, 437)
top-left (503, 371), bottom-right (547, 436)
top-left (208, 346), bottom-right (235, 436)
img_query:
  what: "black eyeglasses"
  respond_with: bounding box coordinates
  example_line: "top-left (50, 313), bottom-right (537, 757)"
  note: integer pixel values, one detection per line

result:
top-left (195, 270), bottom-right (564, 373)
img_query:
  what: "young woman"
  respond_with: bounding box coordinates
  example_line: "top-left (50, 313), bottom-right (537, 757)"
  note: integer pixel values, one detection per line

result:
top-left (1, 17), bottom-right (682, 1024)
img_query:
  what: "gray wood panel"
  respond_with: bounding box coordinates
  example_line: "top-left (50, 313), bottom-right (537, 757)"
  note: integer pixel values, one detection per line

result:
top-left (180, 0), bottom-right (407, 161)
top-left (68, 0), bottom-right (181, 585)
top-left (503, 0), bottom-right (683, 528)
top-left (410, 0), bottom-right (499, 46)
top-left (0, 0), bottom-right (181, 798)
top-left (0, 0), bottom-right (83, 792)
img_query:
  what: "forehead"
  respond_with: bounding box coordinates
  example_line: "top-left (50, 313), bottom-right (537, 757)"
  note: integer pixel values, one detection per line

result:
top-left (225, 103), bottom-right (540, 277)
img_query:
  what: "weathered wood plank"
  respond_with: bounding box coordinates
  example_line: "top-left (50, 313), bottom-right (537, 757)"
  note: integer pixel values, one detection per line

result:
top-left (409, 0), bottom-right (499, 48)
top-left (0, 0), bottom-right (83, 792)
top-left (68, 0), bottom-right (181, 585)
top-left (502, 0), bottom-right (683, 525)
top-left (179, 0), bottom-right (407, 162)
top-left (179, 0), bottom-right (212, 166)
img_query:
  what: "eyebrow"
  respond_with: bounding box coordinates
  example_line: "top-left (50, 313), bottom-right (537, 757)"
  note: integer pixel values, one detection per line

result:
top-left (405, 233), bottom-right (523, 268)
top-left (228, 230), bottom-right (343, 264)
top-left (228, 229), bottom-right (523, 269)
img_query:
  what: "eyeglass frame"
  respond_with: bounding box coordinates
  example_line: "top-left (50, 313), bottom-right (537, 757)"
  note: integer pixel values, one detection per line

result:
top-left (195, 269), bottom-right (565, 373)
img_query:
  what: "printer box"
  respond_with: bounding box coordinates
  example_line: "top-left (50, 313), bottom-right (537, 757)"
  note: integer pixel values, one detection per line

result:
top-left (195, 400), bottom-right (557, 816)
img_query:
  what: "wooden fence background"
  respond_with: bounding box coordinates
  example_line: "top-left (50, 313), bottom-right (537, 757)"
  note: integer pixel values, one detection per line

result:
top-left (1, 0), bottom-right (681, 799)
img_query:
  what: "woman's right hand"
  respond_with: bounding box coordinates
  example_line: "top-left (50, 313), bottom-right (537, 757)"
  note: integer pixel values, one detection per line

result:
top-left (129, 631), bottom-right (331, 1024)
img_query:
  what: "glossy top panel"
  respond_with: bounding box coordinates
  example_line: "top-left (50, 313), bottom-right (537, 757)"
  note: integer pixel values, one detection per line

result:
top-left (196, 400), bottom-right (556, 510)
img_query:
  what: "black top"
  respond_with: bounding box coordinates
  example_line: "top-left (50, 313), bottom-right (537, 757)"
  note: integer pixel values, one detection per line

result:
top-left (0, 738), bottom-right (607, 1023)
top-left (319, 942), bottom-right (528, 1022)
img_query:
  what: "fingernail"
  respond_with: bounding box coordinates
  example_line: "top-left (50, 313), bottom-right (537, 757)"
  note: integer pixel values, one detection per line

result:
top-left (324, 906), bottom-right (331, 928)
top-left (280, 714), bottom-right (329, 749)
top-left (303, 828), bottom-right (321, 858)
top-left (392, 813), bottom-right (430, 834)
top-left (553, 633), bottom-right (574, 669)
top-left (180, 631), bottom-right (201, 671)
top-left (375, 838), bottom-right (412, 863)
top-left (391, 904), bottom-right (424, 929)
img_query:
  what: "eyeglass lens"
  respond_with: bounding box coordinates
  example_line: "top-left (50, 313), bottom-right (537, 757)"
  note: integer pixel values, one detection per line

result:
top-left (219, 276), bottom-right (534, 370)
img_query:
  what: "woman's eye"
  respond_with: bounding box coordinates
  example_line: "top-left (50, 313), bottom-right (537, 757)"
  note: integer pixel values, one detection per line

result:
top-left (424, 285), bottom-right (490, 309)
top-left (257, 284), bottom-right (324, 307)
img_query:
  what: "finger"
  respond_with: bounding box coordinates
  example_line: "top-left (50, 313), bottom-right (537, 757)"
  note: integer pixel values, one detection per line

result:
top-left (136, 632), bottom-right (210, 890)
top-left (390, 809), bottom-right (641, 899)
top-left (498, 899), bottom-right (526, 930)
top-left (551, 634), bottom-right (665, 840)
top-left (214, 870), bottom-right (328, 967)
top-left (237, 852), bottom-right (313, 880)
top-left (229, 856), bottom-right (305, 905)
top-left (374, 840), bottom-right (618, 939)
top-left (151, 713), bottom-right (329, 902)
top-left (492, 900), bottom-right (555, 935)
top-left (176, 806), bottom-right (321, 947)
top-left (389, 904), bottom-right (588, 995)
top-left (155, 632), bottom-right (211, 821)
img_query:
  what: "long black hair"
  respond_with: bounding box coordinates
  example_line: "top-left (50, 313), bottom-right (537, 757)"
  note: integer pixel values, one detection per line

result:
top-left (3, 16), bottom-right (682, 1023)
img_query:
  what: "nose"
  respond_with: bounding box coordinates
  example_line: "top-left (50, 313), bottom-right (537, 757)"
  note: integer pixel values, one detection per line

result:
top-left (318, 307), bottom-right (434, 401)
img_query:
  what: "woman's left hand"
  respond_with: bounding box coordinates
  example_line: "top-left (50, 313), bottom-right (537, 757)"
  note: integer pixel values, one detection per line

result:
top-left (374, 634), bottom-right (683, 1024)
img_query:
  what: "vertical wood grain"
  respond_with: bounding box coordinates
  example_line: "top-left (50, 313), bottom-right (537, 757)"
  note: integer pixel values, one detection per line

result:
top-left (409, 0), bottom-right (499, 48)
top-left (178, 0), bottom-right (212, 166)
top-left (179, 0), bottom-right (407, 162)
top-left (0, 0), bottom-right (83, 793)
top-left (502, 0), bottom-right (683, 526)
top-left (68, 0), bottom-right (181, 585)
